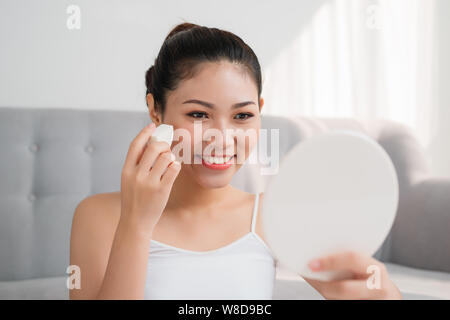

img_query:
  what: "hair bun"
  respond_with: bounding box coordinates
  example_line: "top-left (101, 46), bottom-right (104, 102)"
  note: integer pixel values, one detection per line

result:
top-left (165, 22), bottom-right (199, 41)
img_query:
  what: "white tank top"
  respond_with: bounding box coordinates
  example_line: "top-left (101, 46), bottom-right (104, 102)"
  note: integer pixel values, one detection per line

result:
top-left (144, 193), bottom-right (277, 299)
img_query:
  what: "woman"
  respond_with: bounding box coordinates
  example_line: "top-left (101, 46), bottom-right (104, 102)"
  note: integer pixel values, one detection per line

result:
top-left (69, 23), bottom-right (402, 300)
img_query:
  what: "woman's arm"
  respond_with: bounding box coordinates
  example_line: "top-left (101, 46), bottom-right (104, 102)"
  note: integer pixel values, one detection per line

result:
top-left (69, 193), bottom-right (153, 300)
top-left (70, 123), bottom-right (180, 299)
top-left (96, 214), bottom-right (153, 299)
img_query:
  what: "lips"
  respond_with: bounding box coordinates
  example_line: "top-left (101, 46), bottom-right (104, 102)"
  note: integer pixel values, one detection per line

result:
top-left (201, 155), bottom-right (235, 164)
top-left (194, 154), bottom-right (236, 170)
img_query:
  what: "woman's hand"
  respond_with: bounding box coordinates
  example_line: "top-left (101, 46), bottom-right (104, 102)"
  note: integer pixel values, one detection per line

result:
top-left (302, 250), bottom-right (402, 300)
top-left (120, 123), bottom-right (181, 234)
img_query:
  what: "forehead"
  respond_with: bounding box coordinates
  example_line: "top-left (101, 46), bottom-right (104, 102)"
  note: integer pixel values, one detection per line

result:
top-left (167, 61), bottom-right (258, 106)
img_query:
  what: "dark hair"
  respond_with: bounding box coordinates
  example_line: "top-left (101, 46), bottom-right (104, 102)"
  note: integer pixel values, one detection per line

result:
top-left (145, 22), bottom-right (262, 115)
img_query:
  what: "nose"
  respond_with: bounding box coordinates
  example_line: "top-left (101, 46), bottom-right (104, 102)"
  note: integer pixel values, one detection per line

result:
top-left (203, 120), bottom-right (236, 156)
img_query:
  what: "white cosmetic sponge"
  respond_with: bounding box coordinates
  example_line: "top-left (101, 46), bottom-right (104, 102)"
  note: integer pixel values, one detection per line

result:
top-left (150, 124), bottom-right (174, 146)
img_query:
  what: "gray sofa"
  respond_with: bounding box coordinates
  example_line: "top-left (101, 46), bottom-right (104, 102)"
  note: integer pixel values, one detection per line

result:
top-left (0, 107), bottom-right (449, 299)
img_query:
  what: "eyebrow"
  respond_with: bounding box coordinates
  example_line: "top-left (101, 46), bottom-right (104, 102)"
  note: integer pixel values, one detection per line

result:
top-left (182, 99), bottom-right (256, 109)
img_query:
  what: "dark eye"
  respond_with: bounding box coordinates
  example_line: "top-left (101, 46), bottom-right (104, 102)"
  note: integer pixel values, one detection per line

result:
top-left (234, 113), bottom-right (254, 120)
top-left (187, 112), bottom-right (208, 119)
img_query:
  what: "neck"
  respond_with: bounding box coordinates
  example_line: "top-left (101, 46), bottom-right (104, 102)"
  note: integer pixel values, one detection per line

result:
top-left (165, 168), bottom-right (235, 212)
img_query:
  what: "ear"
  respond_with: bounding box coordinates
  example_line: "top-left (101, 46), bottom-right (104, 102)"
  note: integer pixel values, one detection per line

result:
top-left (147, 93), bottom-right (162, 126)
top-left (259, 97), bottom-right (264, 112)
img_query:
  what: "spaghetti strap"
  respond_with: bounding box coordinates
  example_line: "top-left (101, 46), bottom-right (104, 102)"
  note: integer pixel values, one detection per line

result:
top-left (250, 193), bottom-right (259, 233)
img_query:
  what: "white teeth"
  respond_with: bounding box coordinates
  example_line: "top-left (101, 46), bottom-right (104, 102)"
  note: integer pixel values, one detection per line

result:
top-left (202, 155), bottom-right (234, 164)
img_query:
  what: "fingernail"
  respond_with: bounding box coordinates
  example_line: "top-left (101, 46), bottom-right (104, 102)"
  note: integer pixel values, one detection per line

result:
top-left (170, 153), bottom-right (175, 161)
top-left (308, 259), bottom-right (321, 271)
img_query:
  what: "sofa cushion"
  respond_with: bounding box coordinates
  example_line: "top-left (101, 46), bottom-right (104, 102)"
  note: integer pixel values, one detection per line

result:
top-left (0, 276), bottom-right (68, 300)
top-left (0, 263), bottom-right (448, 300)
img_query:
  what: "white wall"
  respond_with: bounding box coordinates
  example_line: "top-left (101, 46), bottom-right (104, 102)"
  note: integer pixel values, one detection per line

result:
top-left (0, 0), bottom-right (324, 110)
top-left (427, 0), bottom-right (450, 177)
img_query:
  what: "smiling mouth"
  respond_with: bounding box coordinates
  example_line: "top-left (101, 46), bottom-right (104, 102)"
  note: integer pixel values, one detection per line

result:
top-left (196, 154), bottom-right (236, 165)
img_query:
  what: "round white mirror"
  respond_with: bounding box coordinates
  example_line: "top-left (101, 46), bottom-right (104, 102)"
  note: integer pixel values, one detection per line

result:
top-left (261, 131), bottom-right (399, 281)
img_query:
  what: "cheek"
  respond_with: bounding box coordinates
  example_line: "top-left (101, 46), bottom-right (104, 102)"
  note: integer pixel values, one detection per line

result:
top-left (241, 125), bottom-right (260, 149)
top-left (169, 122), bottom-right (196, 162)
top-left (234, 125), bottom-right (259, 162)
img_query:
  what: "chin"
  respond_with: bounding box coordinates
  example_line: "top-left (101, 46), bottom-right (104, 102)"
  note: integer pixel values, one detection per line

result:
top-left (187, 164), bottom-right (242, 189)
top-left (193, 172), bottom-right (234, 189)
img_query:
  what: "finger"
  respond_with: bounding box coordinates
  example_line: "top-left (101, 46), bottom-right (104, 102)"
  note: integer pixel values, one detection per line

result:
top-left (124, 123), bottom-right (156, 168)
top-left (137, 140), bottom-right (171, 174)
top-left (161, 160), bottom-right (181, 187)
top-left (149, 151), bottom-right (176, 182)
top-left (304, 277), bottom-right (373, 300)
top-left (308, 250), bottom-right (384, 278)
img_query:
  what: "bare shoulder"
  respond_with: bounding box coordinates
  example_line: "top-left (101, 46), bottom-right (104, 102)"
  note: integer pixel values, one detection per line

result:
top-left (75, 191), bottom-right (121, 217)
top-left (72, 192), bottom-right (121, 232)
top-left (72, 191), bottom-right (123, 242)
top-left (75, 191), bottom-right (121, 211)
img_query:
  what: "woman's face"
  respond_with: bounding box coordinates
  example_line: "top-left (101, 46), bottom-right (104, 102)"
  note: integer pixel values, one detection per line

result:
top-left (150, 60), bottom-right (262, 189)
